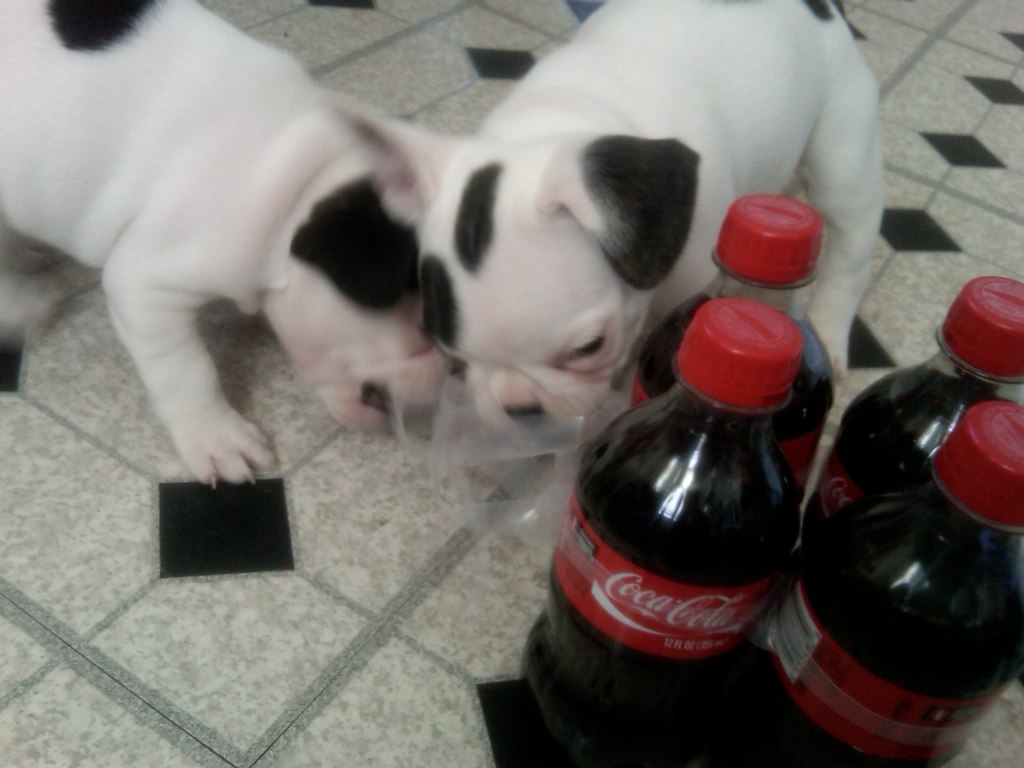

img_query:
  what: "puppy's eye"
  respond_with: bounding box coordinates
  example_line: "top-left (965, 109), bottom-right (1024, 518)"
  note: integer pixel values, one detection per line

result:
top-left (572, 336), bottom-right (605, 357)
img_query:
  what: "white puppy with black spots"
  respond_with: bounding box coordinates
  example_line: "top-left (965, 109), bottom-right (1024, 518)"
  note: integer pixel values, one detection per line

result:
top-left (0, 0), bottom-right (445, 483)
top-left (351, 0), bottom-right (885, 425)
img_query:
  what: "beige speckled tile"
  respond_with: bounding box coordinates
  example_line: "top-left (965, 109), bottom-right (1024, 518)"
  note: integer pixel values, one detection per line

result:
top-left (944, 168), bottom-right (1024, 220)
top-left (927, 194), bottom-right (1024, 277)
top-left (920, 39), bottom-right (1018, 78)
top-left (881, 63), bottom-right (994, 134)
top-left (375, 0), bottom-right (466, 25)
top-left (0, 614), bottom-right (49, 702)
top-left (856, 0), bottom-right (966, 32)
top-left (947, 0), bottom-right (1024, 64)
top-left (0, 664), bottom-right (202, 768)
top-left (23, 288), bottom-right (175, 476)
top-left (949, 683), bottom-right (1024, 767)
top-left (880, 121), bottom-right (950, 181)
top-left (431, 6), bottom-right (548, 49)
top-left (970, 100), bottom-right (1024, 173)
top-left (413, 78), bottom-right (515, 133)
top-left (93, 577), bottom-right (365, 752)
top-left (847, 8), bottom-right (928, 87)
top-left (858, 251), bottom-right (1019, 367)
top-left (483, 0), bottom-right (579, 35)
top-left (271, 638), bottom-right (488, 768)
top-left (24, 290), bottom-right (340, 481)
top-left (320, 28), bottom-right (474, 115)
top-left (250, 6), bottom-right (408, 71)
top-left (289, 430), bottom-right (456, 611)
top-left (0, 400), bottom-right (151, 635)
top-left (883, 169), bottom-right (937, 208)
top-left (939, 106), bottom-right (1024, 217)
top-left (198, 0), bottom-right (305, 29)
top-left (401, 531), bottom-right (550, 678)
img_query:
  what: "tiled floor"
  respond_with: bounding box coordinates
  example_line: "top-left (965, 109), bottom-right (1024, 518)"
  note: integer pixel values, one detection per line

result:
top-left (1, 0), bottom-right (1023, 766)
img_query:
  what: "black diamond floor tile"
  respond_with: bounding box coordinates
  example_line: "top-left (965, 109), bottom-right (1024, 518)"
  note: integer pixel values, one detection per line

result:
top-left (848, 316), bottom-right (896, 370)
top-left (159, 478), bottom-right (294, 578)
top-left (880, 209), bottom-right (960, 252)
top-left (0, 344), bottom-right (22, 392)
top-left (308, 0), bottom-right (374, 8)
top-left (467, 48), bottom-right (536, 80)
top-left (1000, 32), bottom-right (1024, 53)
top-left (921, 133), bottom-right (1005, 168)
top-left (964, 76), bottom-right (1024, 105)
top-left (566, 1), bottom-right (604, 23)
top-left (478, 679), bottom-right (577, 768)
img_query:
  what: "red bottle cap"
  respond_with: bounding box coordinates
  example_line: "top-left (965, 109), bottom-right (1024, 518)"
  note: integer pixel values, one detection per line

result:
top-left (676, 297), bottom-right (803, 408)
top-left (715, 195), bottom-right (823, 285)
top-left (941, 276), bottom-right (1024, 378)
top-left (934, 401), bottom-right (1024, 530)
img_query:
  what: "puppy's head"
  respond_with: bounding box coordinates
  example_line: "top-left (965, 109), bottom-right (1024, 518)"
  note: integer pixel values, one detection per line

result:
top-left (265, 170), bottom-right (445, 429)
top-left (349, 115), bottom-right (700, 424)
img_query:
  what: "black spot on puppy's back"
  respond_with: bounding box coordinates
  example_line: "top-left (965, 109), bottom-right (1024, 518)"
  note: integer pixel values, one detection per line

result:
top-left (420, 256), bottom-right (459, 348)
top-left (49, 0), bottom-right (164, 51)
top-left (455, 163), bottom-right (503, 272)
top-left (291, 178), bottom-right (419, 311)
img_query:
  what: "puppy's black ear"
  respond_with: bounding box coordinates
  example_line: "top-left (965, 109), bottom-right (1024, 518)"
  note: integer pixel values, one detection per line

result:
top-left (540, 135), bottom-right (700, 290)
top-left (291, 178), bottom-right (419, 311)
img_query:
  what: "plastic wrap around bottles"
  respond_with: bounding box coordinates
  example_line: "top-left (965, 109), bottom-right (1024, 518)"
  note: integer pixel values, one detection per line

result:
top-left (390, 373), bottom-right (629, 542)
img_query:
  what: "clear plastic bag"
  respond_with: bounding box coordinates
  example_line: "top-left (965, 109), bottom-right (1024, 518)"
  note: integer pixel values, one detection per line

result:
top-left (391, 375), bottom-right (629, 543)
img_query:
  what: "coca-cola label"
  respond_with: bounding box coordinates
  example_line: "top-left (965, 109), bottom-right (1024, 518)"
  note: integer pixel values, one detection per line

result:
top-left (554, 495), bottom-right (778, 660)
top-left (771, 580), bottom-right (1003, 761)
top-left (811, 448), bottom-right (864, 522)
top-left (778, 426), bottom-right (825, 494)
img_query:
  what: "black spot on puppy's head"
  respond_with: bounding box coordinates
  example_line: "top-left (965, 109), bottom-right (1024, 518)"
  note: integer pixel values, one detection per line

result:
top-left (455, 163), bottom-right (503, 272)
top-left (583, 135), bottom-right (700, 290)
top-left (49, 0), bottom-right (164, 51)
top-left (291, 178), bottom-right (419, 311)
top-left (419, 256), bottom-right (459, 349)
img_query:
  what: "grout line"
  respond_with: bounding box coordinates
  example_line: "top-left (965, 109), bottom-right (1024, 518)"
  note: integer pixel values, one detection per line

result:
top-left (246, 526), bottom-right (479, 766)
top-left (295, 570), bottom-right (379, 622)
top-left (0, 592), bottom-right (236, 767)
top-left (18, 393), bottom-right (160, 482)
top-left (279, 425), bottom-right (342, 479)
top-left (876, 0), bottom-right (979, 98)
top-left (393, 629), bottom-right (480, 687)
top-left (83, 581), bottom-right (159, 643)
top-left (883, 163), bottom-right (1024, 229)
top-left (478, 0), bottom-right (577, 40)
top-left (307, 0), bottom-right (480, 81)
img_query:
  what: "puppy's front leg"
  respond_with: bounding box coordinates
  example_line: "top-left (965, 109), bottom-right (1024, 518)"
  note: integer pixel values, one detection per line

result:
top-left (801, 67), bottom-right (886, 376)
top-left (102, 260), bottom-right (275, 485)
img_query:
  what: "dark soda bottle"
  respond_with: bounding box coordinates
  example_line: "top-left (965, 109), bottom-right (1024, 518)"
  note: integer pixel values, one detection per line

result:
top-left (523, 297), bottom-right (804, 767)
top-left (633, 194), bottom-right (832, 495)
top-left (807, 275), bottom-right (1024, 526)
top-left (709, 400), bottom-right (1024, 768)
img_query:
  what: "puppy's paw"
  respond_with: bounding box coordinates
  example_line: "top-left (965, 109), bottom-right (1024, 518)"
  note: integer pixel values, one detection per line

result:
top-left (807, 310), bottom-right (851, 380)
top-left (172, 410), bottom-right (276, 485)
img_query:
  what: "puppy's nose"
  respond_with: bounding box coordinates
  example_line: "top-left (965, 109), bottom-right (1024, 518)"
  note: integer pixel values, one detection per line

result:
top-left (360, 381), bottom-right (390, 413)
top-left (503, 403), bottom-right (545, 422)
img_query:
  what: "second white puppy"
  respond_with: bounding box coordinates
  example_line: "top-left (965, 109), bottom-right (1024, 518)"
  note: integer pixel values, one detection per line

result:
top-left (351, 0), bottom-right (885, 425)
